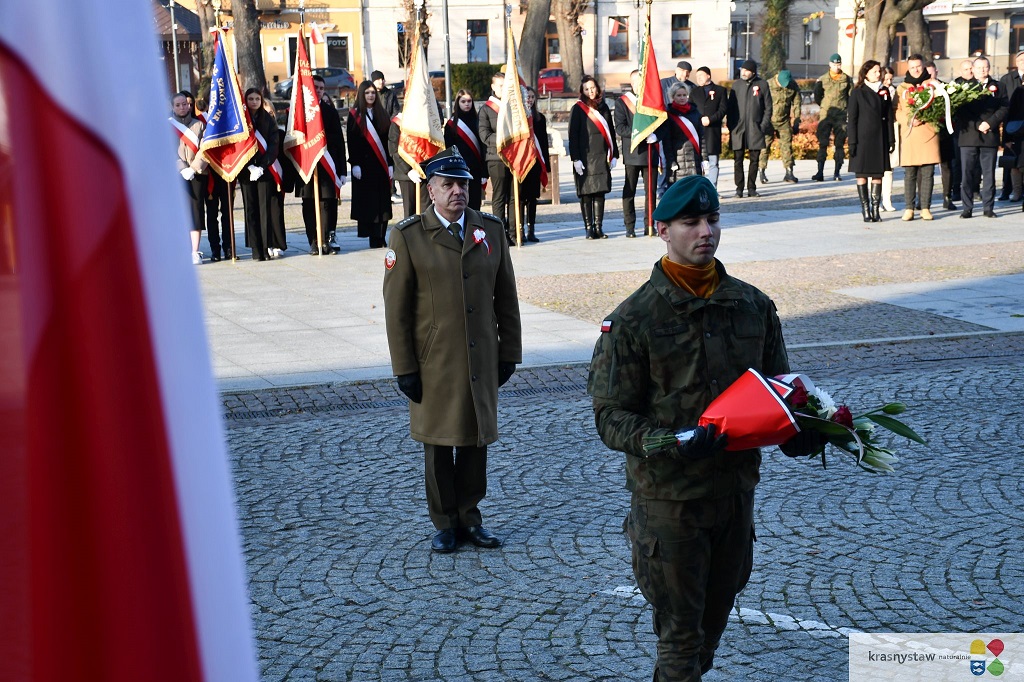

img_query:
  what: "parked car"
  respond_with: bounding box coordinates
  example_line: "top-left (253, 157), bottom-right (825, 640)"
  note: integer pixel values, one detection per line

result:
top-left (537, 68), bottom-right (565, 94)
top-left (274, 67), bottom-right (357, 100)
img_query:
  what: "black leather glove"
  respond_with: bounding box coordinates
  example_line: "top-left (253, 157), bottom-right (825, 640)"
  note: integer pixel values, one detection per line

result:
top-left (672, 424), bottom-right (728, 460)
top-left (792, 122), bottom-right (800, 135)
top-left (396, 372), bottom-right (422, 403)
top-left (779, 429), bottom-right (828, 458)
top-left (848, 143), bottom-right (857, 158)
top-left (498, 362), bottom-right (516, 387)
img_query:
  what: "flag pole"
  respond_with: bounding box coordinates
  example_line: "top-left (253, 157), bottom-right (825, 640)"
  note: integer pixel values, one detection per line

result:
top-left (314, 173), bottom-right (325, 255)
top-left (513, 179), bottom-right (522, 248)
top-left (416, 182), bottom-right (422, 215)
top-left (647, 145), bottom-right (654, 236)
top-left (229, 180), bottom-right (238, 259)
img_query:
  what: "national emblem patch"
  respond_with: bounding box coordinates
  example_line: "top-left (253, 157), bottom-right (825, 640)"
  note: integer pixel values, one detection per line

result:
top-left (384, 249), bottom-right (397, 270)
top-left (601, 320), bottom-right (613, 332)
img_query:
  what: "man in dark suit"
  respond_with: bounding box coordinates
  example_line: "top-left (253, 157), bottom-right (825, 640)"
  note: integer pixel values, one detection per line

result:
top-left (726, 59), bottom-right (773, 198)
top-left (689, 66), bottom-right (728, 191)
top-left (997, 50), bottom-right (1024, 201)
top-left (957, 57), bottom-right (1008, 218)
top-left (296, 75), bottom-right (348, 254)
top-left (661, 61), bottom-right (696, 107)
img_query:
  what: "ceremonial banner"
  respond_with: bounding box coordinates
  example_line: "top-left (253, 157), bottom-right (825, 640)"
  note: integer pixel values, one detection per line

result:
top-left (283, 25), bottom-right (326, 184)
top-left (630, 6), bottom-right (668, 152)
top-left (0, 1), bottom-right (259, 680)
top-left (199, 29), bottom-right (256, 181)
top-left (496, 24), bottom-right (539, 183)
top-left (398, 30), bottom-right (445, 177)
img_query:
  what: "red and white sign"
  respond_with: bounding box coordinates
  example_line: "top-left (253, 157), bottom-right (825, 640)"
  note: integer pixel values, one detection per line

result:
top-left (845, 23), bottom-right (856, 39)
top-left (0, 1), bottom-right (259, 680)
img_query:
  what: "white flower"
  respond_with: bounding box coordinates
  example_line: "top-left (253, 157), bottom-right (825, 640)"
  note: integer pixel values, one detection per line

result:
top-left (811, 387), bottom-right (837, 417)
top-left (946, 84), bottom-right (956, 94)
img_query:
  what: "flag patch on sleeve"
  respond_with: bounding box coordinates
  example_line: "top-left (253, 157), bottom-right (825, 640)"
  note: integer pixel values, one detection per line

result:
top-left (601, 320), bottom-right (613, 332)
top-left (384, 249), bottom-right (397, 270)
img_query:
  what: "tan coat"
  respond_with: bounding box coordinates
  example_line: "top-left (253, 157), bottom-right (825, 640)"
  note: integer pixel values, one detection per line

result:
top-left (383, 207), bottom-right (522, 447)
top-left (895, 82), bottom-right (941, 166)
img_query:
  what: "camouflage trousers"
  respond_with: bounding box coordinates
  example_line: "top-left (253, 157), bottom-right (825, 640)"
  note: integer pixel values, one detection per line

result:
top-left (759, 122), bottom-right (795, 171)
top-left (816, 115), bottom-right (847, 165)
top-left (626, 490), bottom-right (755, 682)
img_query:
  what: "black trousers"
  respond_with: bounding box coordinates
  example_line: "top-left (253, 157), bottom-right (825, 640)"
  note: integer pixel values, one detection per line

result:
top-left (184, 176), bottom-right (205, 233)
top-left (396, 179), bottom-right (428, 220)
top-left (623, 163), bottom-right (658, 231)
top-left (204, 175), bottom-right (232, 257)
top-left (302, 196), bottom-right (338, 247)
top-left (961, 146), bottom-right (997, 214)
top-left (240, 179), bottom-right (273, 259)
top-left (423, 443), bottom-right (487, 530)
top-left (487, 161), bottom-right (513, 231)
top-left (733, 148), bottom-right (761, 191)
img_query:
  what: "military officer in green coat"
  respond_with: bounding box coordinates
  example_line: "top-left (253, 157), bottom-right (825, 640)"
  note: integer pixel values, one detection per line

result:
top-left (588, 175), bottom-right (819, 681)
top-left (383, 147), bottom-right (522, 554)
top-left (759, 70), bottom-right (803, 183)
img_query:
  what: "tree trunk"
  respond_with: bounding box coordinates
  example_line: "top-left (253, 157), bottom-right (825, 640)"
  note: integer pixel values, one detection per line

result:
top-left (760, 0), bottom-right (790, 77)
top-left (553, 0), bottom-right (588, 93)
top-left (904, 10), bottom-right (932, 61)
top-left (232, 0), bottom-right (268, 97)
top-left (193, 0), bottom-right (218, 105)
top-left (520, 0), bottom-right (552, 89)
top-left (861, 0), bottom-right (933, 67)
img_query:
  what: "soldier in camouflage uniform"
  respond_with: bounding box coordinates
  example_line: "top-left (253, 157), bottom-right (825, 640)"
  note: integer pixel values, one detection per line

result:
top-left (812, 54), bottom-right (852, 181)
top-left (588, 175), bottom-right (816, 681)
top-left (759, 70), bottom-right (802, 184)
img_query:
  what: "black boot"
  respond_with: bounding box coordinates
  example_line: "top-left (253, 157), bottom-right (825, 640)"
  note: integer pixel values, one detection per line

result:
top-left (526, 224), bottom-right (539, 242)
top-left (857, 184), bottom-right (872, 223)
top-left (759, 169), bottom-right (769, 184)
top-left (811, 160), bottom-right (825, 182)
top-left (784, 168), bottom-right (799, 183)
top-left (870, 183), bottom-right (882, 222)
top-left (594, 196), bottom-right (608, 238)
top-left (833, 161), bottom-right (843, 181)
top-left (625, 225), bottom-right (636, 238)
top-left (943, 194), bottom-right (956, 210)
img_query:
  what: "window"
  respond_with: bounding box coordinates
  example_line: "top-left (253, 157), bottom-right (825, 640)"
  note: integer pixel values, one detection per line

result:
top-left (1011, 15), bottom-right (1024, 54)
top-left (326, 35), bottom-right (349, 69)
top-left (467, 20), bottom-right (489, 63)
top-left (608, 16), bottom-right (629, 61)
top-left (671, 15), bottom-right (691, 58)
top-left (731, 20), bottom-right (748, 59)
top-left (926, 20), bottom-right (947, 59)
top-left (287, 36), bottom-right (311, 76)
top-left (802, 23), bottom-right (811, 60)
top-left (969, 17), bottom-right (987, 57)
top-left (397, 22), bottom-right (411, 68)
top-left (893, 23), bottom-right (909, 63)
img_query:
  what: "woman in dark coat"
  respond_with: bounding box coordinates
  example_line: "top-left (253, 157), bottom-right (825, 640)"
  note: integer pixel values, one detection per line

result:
top-left (665, 82), bottom-right (707, 183)
top-left (1008, 85), bottom-right (1024, 213)
top-left (569, 75), bottom-right (619, 239)
top-left (848, 60), bottom-right (894, 222)
top-left (516, 87), bottom-right (550, 243)
top-left (444, 89), bottom-right (487, 211)
top-left (347, 80), bottom-right (394, 248)
top-left (239, 88), bottom-right (279, 261)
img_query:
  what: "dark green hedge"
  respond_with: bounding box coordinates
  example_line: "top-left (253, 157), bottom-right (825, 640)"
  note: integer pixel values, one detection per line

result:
top-left (449, 63), bottom-right (501, 103)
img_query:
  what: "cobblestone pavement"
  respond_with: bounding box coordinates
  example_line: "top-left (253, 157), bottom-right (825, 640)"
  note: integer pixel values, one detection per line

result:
top-left (226, 332), bottom-right (1024, 681)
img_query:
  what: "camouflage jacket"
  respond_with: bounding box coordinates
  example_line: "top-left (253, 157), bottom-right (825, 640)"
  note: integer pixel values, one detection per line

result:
top-left (769, 77), bottom-right (802, 126)
top-left (587, 259), bottom-right (790, 501)
top-left (814, 72), bottom-right (852, 121)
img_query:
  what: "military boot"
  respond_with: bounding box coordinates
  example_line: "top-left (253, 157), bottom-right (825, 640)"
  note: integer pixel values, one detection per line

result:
top-left (833, 161), bottom-right (843, 181)
top-left (759, 169), bottom-right (769, 184)
top-left (526, 224), bottom-right (539, 242)
top-left (811, 160), bottom-right (825, 182)
top-left (784, 168), bottom-right (798, 183)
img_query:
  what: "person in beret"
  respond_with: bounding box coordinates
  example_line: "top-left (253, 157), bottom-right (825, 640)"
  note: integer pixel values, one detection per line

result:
top-left (588, 174), bottom-right (815, 681)
top-left (661, 60), bottom-right (697, 108)
top-left (383, 146), bottom-right (522, 554)
top-left (726, 59), bottom-right (773, 198)
top-left (812, 53), bottom-right (852, 181)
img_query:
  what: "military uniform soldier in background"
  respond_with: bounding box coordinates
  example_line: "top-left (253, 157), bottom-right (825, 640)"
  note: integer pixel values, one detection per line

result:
top-left (759, 69), bottom-right (802, 184)
top-left (588, 175), bottom-right (818, 681)
top-left (383, 147), bottom-right (522, 554)
top-left (812, 54), bottom-right (852, 181)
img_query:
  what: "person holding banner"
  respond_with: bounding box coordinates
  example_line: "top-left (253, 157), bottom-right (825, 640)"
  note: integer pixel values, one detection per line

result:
top-left (390, 112), bottom-right (428, 220)
top-left (665, 83), bottom-right (707, 184)
top-left (478, 72), bottom-right (514, 240)
top-left (239, 88), bottom-right (279, 261)
top-left (517, 86), bottom-right (550, 244)
top-left (569, 75), bottom-right (619, 239)
top-left (444, 89), bottom-right (487, 211)
top-left (171, 92), bottom-right (210, 264)
top-left (297, 74), bottom-right (348, 254)
top-left (348, 81), bottom-right (394, 249)
top-left (615, 70), bottom-right (662, 238)
top-left (587, 174), bottom-right (817, 682)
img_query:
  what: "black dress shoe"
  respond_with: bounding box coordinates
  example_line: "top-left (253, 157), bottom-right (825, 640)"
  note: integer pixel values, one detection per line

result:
top-left (960, 210), bottom-right (973, 219)
top-left (983, 210), bottom-right (997, 218)
top-left (943, 197), bottom-right (955, 210)
top-left (431, 529), bottom-right (457, 553)
top-left (734, 189), bottom-right (743, 198)
top-left (746, 189), bottom-right (761, 198)
top-left (462, 525), bottom-right (501, 548)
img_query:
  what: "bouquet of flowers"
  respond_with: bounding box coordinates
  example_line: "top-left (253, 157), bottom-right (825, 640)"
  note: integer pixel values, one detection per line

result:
top-left (641, 370), bottom-right (925, 474)
top-left (903, 79), bottom-right (992, 135)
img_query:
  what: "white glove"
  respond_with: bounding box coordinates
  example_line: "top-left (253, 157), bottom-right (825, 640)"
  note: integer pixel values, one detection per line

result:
top-left (610, 158), bottom-right (618, 170)
top-left (481, 178), bottom-right (488, 187)
top-left (388, 166), bottom-right (394, 179)
top-left (407, 169), bottom-right (422, 184)
top-left (352, 166), bottom-right (362, 180)
top-left (573, 160), bottom-right (585, 175)
top-left (646, 134), bottom-right (657, 144)
top-left (701, 116), bottom-right (711, 126)
top-left (180, 167), bottom-right (196, 181)
top-left (701, 161), bottom-right (710, 174)
top-left (247, 165), bottom-right (264, 181)
top-left (339, 175), bottom-right (348, 187)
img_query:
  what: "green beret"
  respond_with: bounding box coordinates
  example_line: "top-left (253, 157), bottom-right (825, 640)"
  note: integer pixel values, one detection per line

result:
top-left (829, 53), bottom-right (842, 64)
top-left (777, 70), bottom-right (792, 87)
top-left (652, 175), bottom-right (720, 221)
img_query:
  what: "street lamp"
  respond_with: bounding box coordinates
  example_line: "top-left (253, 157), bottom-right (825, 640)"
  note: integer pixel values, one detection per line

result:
top-left (170, 0), bottom-right (181, 91)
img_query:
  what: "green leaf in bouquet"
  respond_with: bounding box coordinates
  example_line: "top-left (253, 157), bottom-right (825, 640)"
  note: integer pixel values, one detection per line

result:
top-left (882, 402), bottom-right (907, 415)
top-left (865, 414), bottom-right (927, 444)
top-left (797, 417), bottom-right (851, 437)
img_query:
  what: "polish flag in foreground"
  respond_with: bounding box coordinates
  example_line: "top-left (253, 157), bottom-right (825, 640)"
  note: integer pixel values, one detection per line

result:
top-left (0, 1), bottom-right (259, 681)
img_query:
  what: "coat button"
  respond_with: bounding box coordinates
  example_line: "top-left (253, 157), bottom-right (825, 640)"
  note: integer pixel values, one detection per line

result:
top-left (705, 331), bottom-right (711, 338)
top-left (472, 375), bottom-right (477, 381)
top-left (467, 306), bottom-right (474, 313)
top-left (470, 341), bottom-right (476, 348)
top-left (463, 272), bottom-right (469, 279)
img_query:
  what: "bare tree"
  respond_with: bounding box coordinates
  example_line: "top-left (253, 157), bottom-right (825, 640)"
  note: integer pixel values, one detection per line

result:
top-left (553, 0), bottom-right (588, 93)
top-left (760, 0), bottom-right (790, 77)
top-left (232, 0), bottom-right (268, 95)
top-left (519, 0), bottom-right (553, 89)
top-left (193, 0), bottom-right (219, 103)
top-left (903, 10), bottom-right (933, 61)
top-left (861, 0), bottom-right (933, 67)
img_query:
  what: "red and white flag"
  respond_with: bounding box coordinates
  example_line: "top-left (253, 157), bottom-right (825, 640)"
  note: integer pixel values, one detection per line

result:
top-left (309, 22), bottom-right (325, 45)
top-left (283, 24), bottom-right (326, 184)
top-left (496, 24), bottom-right (539, 183)
top-left (0, 1), bottom-right (259, 680)
top-left (397, 29), bottom-right (445, 177)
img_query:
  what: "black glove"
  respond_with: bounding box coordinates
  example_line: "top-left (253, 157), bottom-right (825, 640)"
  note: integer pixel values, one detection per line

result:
top-left (396, 372), bottom-right (422, 403)
top-left (848, 143), bottom-right (857, 158)
top-left (779, 429), bottom-right (828, 458)
top-left (672, 424), bottom-right (728, 460)
top-left (792, 122), bottom-right (800, 135)
top-left (498, 362), bottom-right (516, 387)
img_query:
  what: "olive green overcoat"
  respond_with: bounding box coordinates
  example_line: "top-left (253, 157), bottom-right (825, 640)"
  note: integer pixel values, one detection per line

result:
top-left (383, 206), bottom-right (522, 447)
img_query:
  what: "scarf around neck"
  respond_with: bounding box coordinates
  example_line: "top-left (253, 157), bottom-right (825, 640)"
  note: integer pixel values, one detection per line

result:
top-left (661, 256), bottom-right (720, 299)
